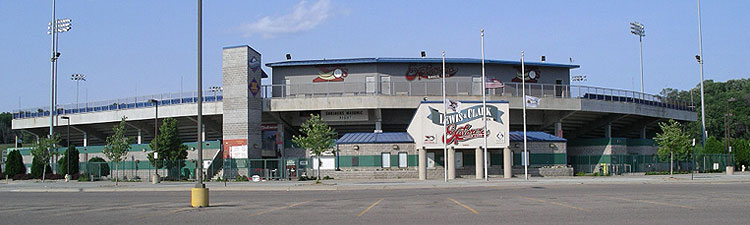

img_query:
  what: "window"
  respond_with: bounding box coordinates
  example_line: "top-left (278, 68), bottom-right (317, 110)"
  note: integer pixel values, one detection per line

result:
top-left (381, 152), bottom-right (391, 168)
top-left (398, 152), bottom-right (407, 168)
top-left (366, 76), bottom-right (376, 94)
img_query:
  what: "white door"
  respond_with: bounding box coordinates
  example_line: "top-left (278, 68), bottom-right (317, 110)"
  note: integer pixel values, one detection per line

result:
top-left (382, 153), bottom-right (391, 168)
top-left (398, 152), bottom-right (407, 168)
top-left (427, 152), bottom-right (436, 168)
top-left (312, 156), bottom-right (335, 170)
top-left (455, 151), bottom-right (463, 168)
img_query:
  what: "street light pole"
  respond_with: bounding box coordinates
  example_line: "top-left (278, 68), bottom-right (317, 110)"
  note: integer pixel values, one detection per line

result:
top-left (196, 0), bottom-right (204, 187)
top-left (149, 99), bottom-right (159, 177)
top-left (726, 97), bottom-right (736, 167)
top-left (61, 116), bottom-right (70, 178)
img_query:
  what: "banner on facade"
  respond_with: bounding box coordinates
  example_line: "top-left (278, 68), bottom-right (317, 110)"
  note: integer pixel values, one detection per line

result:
top-left (407, 101), bottom-right (510, 149)
top-left (321, 109), bottom-right (369, 122)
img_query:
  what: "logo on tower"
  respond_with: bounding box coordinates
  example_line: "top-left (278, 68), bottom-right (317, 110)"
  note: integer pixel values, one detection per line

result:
top-left (249, 78), bottom-right (260, 96)
top-left (249, 56), bottom-right (260, 73)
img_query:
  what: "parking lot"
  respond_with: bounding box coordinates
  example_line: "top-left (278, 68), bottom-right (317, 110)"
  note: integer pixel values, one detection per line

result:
top-left (1, 180), bottom-right (749, 224)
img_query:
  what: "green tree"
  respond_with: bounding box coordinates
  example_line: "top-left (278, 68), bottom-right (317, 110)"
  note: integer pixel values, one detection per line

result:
top-left (732, 138), bottom-right (749, 168)
top-left (655, 120), bottom-right (691, 175)
top-left (103, 117), bottom-right (133, 185)
top-left (4, 150), bottom-right (26, 176)
top-left (56, 145), bottom-right (80, 176)
top-left (0, 112), bottom-right (15, 144)
top-left (31, 135), bottom-right (60, 182)
top-left (292, 114), bottom-right (336, 181)
top-left (147, 117), bottom-right (188, 180)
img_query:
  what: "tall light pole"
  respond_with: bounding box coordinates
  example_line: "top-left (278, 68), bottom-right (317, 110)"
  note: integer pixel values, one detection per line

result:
top-left (209, 86), bottom-right (222, 100)
top-left (521, 51), bottom-right (528, 181)
top-left (630, 21), bottom-right (645, 99)
top-left (442, 50), bottom-right (447, 183)
top-left (71, 74), bottom-right (86, 110)
top-left (49, 17), bottom-right (71, 127)
top-left (696, 0), bottom-right (708, 158)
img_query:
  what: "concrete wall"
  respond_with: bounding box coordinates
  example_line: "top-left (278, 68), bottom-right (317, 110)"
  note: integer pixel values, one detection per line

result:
top-left (222, 46), bottom-right (263, 158)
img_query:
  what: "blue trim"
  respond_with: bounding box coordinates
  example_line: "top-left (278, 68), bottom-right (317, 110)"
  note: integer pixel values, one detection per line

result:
top-left (265, 57), bottom-right (580, 68)
top-left (421, 100), bottom-right (509, 104)
top-left (222, 45), bottom-right (250, 49)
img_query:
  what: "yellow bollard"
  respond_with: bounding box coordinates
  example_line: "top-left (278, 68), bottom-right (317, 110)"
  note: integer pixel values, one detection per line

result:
top-left (191, 187), bottom-right (209, 208)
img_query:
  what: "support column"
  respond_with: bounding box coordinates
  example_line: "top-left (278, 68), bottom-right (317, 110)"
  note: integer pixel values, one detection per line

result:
top-left (447, 147), bottom-right (455, 180)
top-left (418, 147), bottom-right (426, 180)
top-left (277, 123), bottom-right (284, 158)
top-left (604, 123), bottom-right (612, 138)
top-left (137, 129), bottom-right (142, 144)
top-left (503, 148), bottom-right (511, 178)
top-left (554, 122), bottom-right (563, 138)
top-left (640, 125), bottom-right (647, 139)
top-left (475, 147), bottom-right (483, 179)
top-left (83, 132), bottom-right (88, 162)
top-left (374, 109), bottom-right (383, 133)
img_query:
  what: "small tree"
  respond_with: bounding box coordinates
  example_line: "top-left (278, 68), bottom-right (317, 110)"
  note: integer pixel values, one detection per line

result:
top-left (57, 145), bottom-right (80, 177)
top-left (292, 114), bottom-right (336, 181)
top-left (30, 157), bottom-right (51, 179)
top-left (31, 135), bottom-right (60, 182)
top-left (4, 150), bottom-right (25, 176)
top-left (148, 118), bottom-right (188, 180)
top-left (655, 119), bottom-right (691, 175)
top-left (103, 117), bottom-right (133, 185)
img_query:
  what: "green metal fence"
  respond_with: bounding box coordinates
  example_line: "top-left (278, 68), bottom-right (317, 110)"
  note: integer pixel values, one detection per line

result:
top-left (568, 154), bottom-right (732, 174)
top-left (79, 160), bottom-right (198, 181)
top-left (221, 158), bottom-right (311, 180)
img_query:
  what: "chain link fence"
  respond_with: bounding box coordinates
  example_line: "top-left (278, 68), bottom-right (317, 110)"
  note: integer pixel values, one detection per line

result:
top-left (568, 154), bottom-right (732, 175)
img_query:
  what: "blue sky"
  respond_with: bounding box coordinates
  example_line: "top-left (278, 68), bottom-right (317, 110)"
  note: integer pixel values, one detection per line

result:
top-left (1, 0), bottom-right (748, 113)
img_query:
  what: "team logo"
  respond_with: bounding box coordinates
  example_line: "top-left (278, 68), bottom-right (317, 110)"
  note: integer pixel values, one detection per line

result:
top-left (405, 64), bottom-right (457, 81)
top-left (313, 65), bottom-right (348, 82)
top-left (249, 78), bottom-right (260, 96)
top-left (512, 66), bottom-right (541, 83)
top-left (249, 56), bottom-right (260, 73)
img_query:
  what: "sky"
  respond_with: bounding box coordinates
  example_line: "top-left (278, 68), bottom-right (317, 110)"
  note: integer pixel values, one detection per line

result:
top-left (0, 0), bottom-right (748, 113)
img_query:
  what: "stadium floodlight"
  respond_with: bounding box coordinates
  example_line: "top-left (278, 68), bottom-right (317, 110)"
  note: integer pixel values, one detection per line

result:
top-left (48, 18), bottom-right (72, 34)
top-left (71, 74), bottom-right (86, 110)
top-left (630, 21), bottom-right (645, 100)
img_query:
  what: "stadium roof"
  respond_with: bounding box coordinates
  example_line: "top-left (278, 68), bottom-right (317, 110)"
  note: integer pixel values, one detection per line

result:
top-left (266, 57), bottom-right (579, 69)
top-left (509, 131), bottom-right (567, 142)
top-left (336, 132), bottom-right (414, 144)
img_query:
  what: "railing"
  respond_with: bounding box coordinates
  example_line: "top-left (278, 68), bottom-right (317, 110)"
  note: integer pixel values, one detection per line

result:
top-left (13, 90), bottom-right (223, 119)
top-left (14, 80), bottom-right (695, 119)
top-left (260, 81), bottom-right (695, 111)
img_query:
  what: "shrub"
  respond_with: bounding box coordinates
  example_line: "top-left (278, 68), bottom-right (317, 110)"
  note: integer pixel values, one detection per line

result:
top-left (235, 175), bottom-right (249, 182)
top-left (4, 150), bottom-right (26, 176)
top-left (322, 175), bottom-right (334, 180)
top-left (56, 146), bottom-right (80, 176)
top-left (88, 157), bottom-right (110, 177)
top-left (13, 173), bottom-right (33, 180)
top-left (78, 174), bottom-right (90, 182)
top-left (30, 157), bottom-right (52, 179)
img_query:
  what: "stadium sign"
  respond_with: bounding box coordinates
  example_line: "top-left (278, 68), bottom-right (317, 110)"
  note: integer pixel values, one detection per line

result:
top-left (407, 101), bottom-right (509, 149)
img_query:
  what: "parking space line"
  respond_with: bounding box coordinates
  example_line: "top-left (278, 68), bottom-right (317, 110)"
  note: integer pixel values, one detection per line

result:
top-left (603, 196), bottom-right (694, 209)
top-left (249, 200), bottom-right (315, 217)
top-left (519, 196), bottom-right (591, 212)
top-left (447, 198), bottom-right (479, 215)
top-left (357, 198), bottom-right (383, 217)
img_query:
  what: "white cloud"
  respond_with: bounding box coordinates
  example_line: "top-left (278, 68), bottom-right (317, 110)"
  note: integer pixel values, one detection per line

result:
top-left (240, 0), bottom-right (332, 38)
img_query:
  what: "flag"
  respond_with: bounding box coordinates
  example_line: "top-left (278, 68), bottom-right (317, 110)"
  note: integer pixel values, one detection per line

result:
top-left (445, 99), bottom-right (461, 112)
top-left (485, 78), bottom-right (504, 89)
top-left (524, 95), bottom-right (539, 108)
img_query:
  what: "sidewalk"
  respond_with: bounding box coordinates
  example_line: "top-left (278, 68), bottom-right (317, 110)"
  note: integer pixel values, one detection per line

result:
top-left (1, 173), bottom-right (749, 193)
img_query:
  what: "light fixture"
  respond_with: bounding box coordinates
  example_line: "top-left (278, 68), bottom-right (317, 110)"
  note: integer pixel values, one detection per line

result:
top-left (420, 51), bottom-right (426, 58)
top-left (514, 143), bottom-right (520, 148)
top-left (549, 143), bottom-right (557, 149)
top-left (286, 53), bottom-right (292, 60)
top-left (392, 145), bottom-right (399, 150)
top-left (353, 145), bottom-right (359, 150)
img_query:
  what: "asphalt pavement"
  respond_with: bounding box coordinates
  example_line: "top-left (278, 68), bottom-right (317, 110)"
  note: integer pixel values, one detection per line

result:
top-left (0, 174), bottom-right (748, 224)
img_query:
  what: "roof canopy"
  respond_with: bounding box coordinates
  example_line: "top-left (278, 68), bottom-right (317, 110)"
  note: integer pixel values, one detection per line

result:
top-left (267, 57), bottom-right (579, 69)
top-left (336, 132), bottom-right (414, 144)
